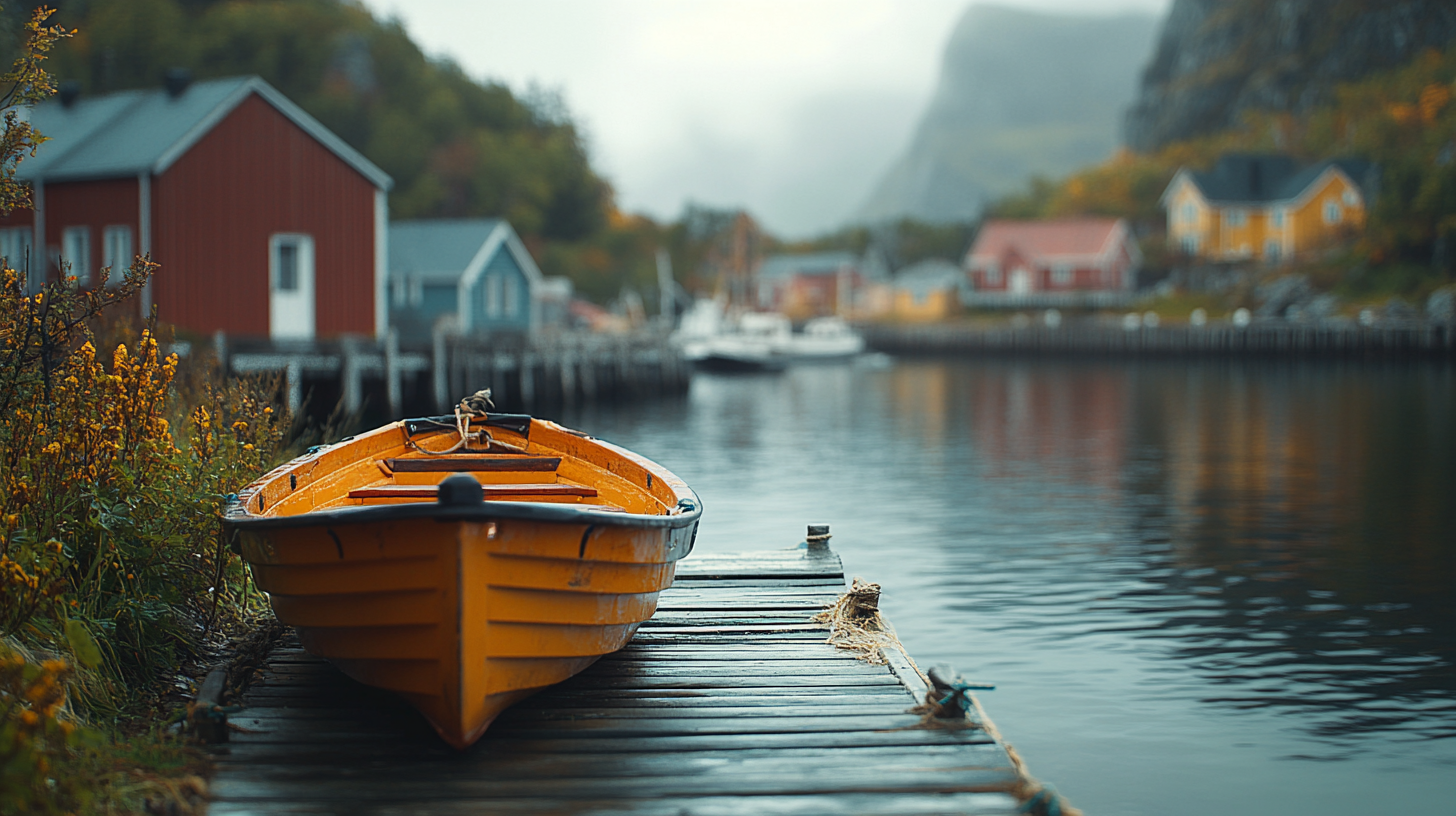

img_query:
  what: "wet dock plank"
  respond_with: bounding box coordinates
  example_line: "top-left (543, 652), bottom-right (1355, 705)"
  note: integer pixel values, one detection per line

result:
top-left (209, 548), bottom-right (1027, 815)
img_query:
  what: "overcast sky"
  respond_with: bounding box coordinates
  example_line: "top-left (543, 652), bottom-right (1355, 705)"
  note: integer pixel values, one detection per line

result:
top-left (361, 0), bottom-right (1172, 237)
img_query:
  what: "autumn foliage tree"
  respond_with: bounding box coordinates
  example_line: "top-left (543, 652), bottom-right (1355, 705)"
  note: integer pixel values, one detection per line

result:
top-left (6, 0), bottom-right (611, 242)
top-left (990, 46), bottom-right (1456, 277)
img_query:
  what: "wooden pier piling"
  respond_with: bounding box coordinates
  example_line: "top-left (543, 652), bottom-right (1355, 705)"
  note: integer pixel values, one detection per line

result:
top-left (209, 331), bottom-right (688, 424)
top-left (207, 543), bottom-right (1043, 815)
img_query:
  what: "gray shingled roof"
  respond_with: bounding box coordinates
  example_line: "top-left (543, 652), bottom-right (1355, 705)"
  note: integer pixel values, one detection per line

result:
top-left (894, 259), bottom-right (964, 296)
top-left (1188, 154), bottom-right (1374, 204)
top-left (390, 219), bottom-right (505, 282)
top-left (18, 76), bottom-right (391, 188)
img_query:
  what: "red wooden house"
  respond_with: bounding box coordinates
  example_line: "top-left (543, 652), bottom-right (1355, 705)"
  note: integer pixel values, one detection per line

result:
top-left (963, 218), bottom-right (1140, 305)
top-left (755, 251), bottom-right (887, 321)
top-left (0, 74), bottom-right (392, 340)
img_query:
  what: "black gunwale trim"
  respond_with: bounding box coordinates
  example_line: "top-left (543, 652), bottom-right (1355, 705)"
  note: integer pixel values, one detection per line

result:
top-left (228, 412), bottom-right (701, 532)
top-left (222, 494), bottom-right (703, 531)
top-left (402, 413), bottom-right (533, 437)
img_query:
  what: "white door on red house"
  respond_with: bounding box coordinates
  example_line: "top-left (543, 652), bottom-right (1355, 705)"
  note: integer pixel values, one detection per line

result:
top-left (269, 234), bottom-right (315, 340)
top-left (1009, 267), bottom-right (1032, 295)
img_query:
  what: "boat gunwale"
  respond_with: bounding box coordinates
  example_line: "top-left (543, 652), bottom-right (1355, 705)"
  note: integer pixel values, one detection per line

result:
top-left (222, 496), bottom-right (701, 530)
top-left (221, 414), bottom-right (703, 532)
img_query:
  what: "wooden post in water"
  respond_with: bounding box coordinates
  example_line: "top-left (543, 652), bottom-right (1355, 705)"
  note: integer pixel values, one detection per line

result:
top-left (489, 354), bottom-right (505, 409)
top-left (432, 327), bottom-right (449, 413)
top-left (285, 357), bottom-right (302, 416)
top-left (187, 668), bottom-right (230, 744)
top-left (384, 328), bottom-right (401, 419)
top-left (560, 350), bottom-right (576, 408)
top-left (805, 523), bottom-right (832, 553)
top-left (340, 336), bottom-right (362, 415)
top-left (213, 330), bottom-right (228, 374)
top-left (520, 354), bottom-right (535, 410)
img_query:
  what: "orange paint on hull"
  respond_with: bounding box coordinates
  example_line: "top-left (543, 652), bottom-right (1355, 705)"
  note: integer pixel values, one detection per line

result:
top-left (225, 414), bottom-right (700, 748)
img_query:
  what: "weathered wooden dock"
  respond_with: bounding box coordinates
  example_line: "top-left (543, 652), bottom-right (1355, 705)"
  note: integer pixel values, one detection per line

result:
top-left (208, 544), bottom-right (1043, 815)
top-left (208, 329), bottom-right (689, 422)
top-left (863, 320), bottom-right (1456, 357)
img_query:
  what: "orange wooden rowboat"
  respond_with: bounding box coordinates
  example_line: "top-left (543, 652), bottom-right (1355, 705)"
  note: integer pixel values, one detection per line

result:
top-left (223, 407), bottom-right (701, 749)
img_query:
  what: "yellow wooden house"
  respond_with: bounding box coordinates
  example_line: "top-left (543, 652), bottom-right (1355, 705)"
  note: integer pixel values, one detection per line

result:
top-left (892, 259), bottom-right (965, 322)
top-left (1161, 155), bottom-right (1375, 263)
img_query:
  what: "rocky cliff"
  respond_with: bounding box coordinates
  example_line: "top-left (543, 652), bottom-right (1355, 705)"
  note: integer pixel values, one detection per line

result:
top-left (1125, 0), bottom-right (1456, 152)
top-left (855, 4), bottom-right (1159, 225)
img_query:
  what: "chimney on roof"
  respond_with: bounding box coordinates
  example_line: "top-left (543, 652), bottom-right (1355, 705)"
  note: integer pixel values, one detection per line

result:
top-left (58, 80), bottom-right (81, 108)
top-left (163, 67), bottom-right (192, 98)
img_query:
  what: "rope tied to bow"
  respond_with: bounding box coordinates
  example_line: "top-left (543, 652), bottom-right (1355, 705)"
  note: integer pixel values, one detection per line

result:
top-left (407, 388), bottom-right (523, 456)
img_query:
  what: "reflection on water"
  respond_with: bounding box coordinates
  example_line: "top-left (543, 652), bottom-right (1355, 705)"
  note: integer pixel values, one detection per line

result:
top-left (559, 359), bottom-right (1456, 816)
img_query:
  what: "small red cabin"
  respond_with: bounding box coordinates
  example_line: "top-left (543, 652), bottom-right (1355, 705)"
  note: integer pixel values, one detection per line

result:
top-left (964, 218), bottom-right (1140, 298)
top-left (0, 75), bottom-right (392, 340)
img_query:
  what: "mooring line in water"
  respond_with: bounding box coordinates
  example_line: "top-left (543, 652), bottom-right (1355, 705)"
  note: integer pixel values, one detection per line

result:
top-left (812, 576), bottom-right (1082, 816)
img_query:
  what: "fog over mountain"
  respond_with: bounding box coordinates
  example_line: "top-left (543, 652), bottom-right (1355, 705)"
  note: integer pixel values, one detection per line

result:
top-left (856, 4), bottom-right (1160, 225)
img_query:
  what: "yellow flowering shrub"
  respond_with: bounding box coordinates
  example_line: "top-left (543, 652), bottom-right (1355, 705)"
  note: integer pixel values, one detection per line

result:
top-left (0, 257), bottom-right (286, 702)
top-left (1, 248), bottom-right (286, 705)
top-left (0, 6), bottom-right (284, 807)
top-left (0, 644), bottom-right (96, 814)
top-left (0, 253), bottom-right (288, 807)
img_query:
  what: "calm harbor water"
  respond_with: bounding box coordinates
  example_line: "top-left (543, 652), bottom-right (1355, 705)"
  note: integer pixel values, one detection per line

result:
top-left (559, 356), bottom-right (1456, 816)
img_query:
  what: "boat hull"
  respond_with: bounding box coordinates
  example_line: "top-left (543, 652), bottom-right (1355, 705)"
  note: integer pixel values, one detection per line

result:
top-left (693, 352), bottom-right (788, 372)
top-left (225, 414), bottom-right (701, 749)
top-left (237, 510), bottom-right (691, 748)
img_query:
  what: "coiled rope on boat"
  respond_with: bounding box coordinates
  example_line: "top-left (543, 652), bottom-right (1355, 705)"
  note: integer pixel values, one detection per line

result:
top-left (407, 388), bottom-right (525, 456)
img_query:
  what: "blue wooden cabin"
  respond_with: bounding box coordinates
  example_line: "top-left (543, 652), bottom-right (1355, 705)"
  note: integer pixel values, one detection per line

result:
top-left (388, 219), bottom-right (548, 344)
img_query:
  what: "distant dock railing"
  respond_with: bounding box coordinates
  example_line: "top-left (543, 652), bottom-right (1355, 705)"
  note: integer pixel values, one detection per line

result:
top-left (960, 291), bottom-right (1137, 310)
top-left (210, 330), bottom-right (689, 420)
top-left (860, 320), bottom-right (1456, 358)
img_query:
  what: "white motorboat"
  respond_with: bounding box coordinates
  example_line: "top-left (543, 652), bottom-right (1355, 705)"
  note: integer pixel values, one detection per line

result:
top-left (672, 301), bottom-right (787, 372)
top-left (671, 302), bottom-right (863, 371)
top-left (777, 316), bottom-right (865, 361)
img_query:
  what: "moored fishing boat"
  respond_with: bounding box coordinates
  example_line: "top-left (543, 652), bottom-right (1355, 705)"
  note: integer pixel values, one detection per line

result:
top-left (223, 393), bottom-right (702, 749)
top-left (776, 316), bottom-right (865, 362)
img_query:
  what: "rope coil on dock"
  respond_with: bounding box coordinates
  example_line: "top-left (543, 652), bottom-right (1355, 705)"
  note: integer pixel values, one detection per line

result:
top-left (811, 577), bottom-right (896, 664)
top-left (813, 578), bottom-right (1082, 816)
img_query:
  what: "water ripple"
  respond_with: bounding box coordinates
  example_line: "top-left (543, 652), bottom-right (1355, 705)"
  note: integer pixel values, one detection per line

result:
top-left (561, 358), bottom-right (1456, 816)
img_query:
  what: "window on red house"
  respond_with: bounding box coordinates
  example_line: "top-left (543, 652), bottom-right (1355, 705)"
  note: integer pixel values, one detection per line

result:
top-left (61, 226), bottom-right (91, 286)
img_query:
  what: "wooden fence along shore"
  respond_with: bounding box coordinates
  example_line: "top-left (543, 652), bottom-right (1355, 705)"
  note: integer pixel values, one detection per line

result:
top-left (211, 329), bottom-right (691, 421)
top-left (861, 320), bottom-right (1456, 358)
top-left (208, 537), bottom-right (1063, 815)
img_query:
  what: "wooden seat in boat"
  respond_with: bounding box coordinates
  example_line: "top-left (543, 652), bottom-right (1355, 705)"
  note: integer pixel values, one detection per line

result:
top-left (383, 456), bottom-right (562, 473)
top-left (348, 483), bottom-right (597, 500)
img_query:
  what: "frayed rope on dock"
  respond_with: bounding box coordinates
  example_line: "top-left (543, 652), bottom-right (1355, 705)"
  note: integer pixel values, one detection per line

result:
top-left (810, 577), bottom-right (900, 664)
top-left (812, 579), bottom-right (1082, 816)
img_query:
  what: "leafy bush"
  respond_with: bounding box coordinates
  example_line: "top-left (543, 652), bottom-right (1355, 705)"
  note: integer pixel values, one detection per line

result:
top-left (0, 258), bottom-right (287, 709)
top-left (0, 643), bottom-right (98, 814)
top-left (0, 8), bottom-right (289, 808)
